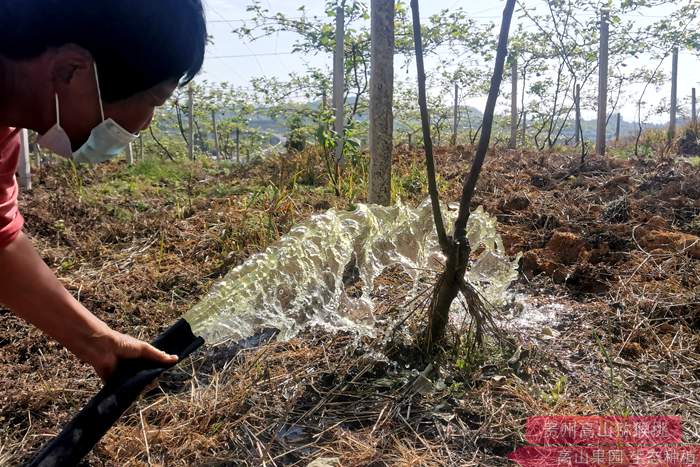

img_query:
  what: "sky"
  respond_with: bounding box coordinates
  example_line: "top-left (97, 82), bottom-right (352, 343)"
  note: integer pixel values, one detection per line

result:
top-left (199, 0), bottom-right (699, 124)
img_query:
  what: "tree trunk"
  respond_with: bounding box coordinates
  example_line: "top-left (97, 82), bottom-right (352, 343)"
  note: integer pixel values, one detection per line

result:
top-left (368, 0), bottom-right (395, 206)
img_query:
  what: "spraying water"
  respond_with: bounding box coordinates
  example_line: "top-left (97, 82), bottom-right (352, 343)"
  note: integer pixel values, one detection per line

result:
top-left (184, 199), bottom-right (520, 343)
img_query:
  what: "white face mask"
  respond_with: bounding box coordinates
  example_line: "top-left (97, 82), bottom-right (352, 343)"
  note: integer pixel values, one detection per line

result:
top-left (37, 63), bottom-right (138, 164)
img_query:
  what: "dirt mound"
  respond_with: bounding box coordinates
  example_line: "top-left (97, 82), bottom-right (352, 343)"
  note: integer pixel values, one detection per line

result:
top-left (499, 194), bottom-right (530, 212)
top-left (547, 231), bottom-right (586, 264)
top-left (637, 227), bottom-right (700, 259)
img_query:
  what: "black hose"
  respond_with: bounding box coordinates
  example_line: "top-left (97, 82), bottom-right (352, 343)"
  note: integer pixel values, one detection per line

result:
top-left (27, 319), bottom-right (205, 467)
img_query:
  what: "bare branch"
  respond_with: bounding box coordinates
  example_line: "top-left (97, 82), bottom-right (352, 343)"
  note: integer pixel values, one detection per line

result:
top-left (453, 0), bottom-right (517, 241)
top-left (410, 0), bottom-right (450, 254)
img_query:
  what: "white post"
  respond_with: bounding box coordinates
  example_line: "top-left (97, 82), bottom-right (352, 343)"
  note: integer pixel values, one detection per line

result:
top-left (127, 143), bottom-right (134, 165)
top-left (18, 129), bottom-right (31, 191)
top-left (368, 0), bottom-right (395, 206)
top-left (669, 47), bottom-right (678, 142)
top-left (211, 109), bottom-right (220, 160)
top-left (235, 127), bottom-right (240, 163)
top-left (188, 83), bottom-right (195, 160)
top-left (452, 83), bottom-right (459, 145)
top-left (333, 3), bottom-right (346, 165)
top-left (575, 84), bottom-right (582, 146)
top-left (596, 9), bottom-right (609, 156)
top-left (509, 57), bottom-right (518, 149)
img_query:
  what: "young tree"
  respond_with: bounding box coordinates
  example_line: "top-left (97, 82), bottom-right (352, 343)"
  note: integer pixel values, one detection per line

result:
top-left (411, 0), bottom-right (517, 350)
top-left (144, 82), bottom-right (266, 162)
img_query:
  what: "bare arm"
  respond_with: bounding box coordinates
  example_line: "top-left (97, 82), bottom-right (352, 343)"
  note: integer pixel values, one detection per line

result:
top-left (0, 232), bottom-right (177, 380)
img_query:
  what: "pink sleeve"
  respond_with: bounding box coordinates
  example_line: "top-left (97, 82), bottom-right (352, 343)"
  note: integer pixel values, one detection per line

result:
top-left (0, 128), bottom-right (24, 249)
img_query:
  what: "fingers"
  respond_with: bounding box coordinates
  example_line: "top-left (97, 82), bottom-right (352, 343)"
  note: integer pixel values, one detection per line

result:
top-left (88, 331), bottom-right (180, 382)
top-left (115, 333), bottom-right (179, 364)
top-left (138, 341), bottom-right (179, 365)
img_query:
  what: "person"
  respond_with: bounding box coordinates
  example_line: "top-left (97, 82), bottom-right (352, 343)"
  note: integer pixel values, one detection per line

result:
top-left (0, 0), bottom-right (207, 380)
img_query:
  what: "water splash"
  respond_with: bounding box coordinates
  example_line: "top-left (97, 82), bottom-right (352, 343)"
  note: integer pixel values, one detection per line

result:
top-left (185, 200), bottom-right (520, 343)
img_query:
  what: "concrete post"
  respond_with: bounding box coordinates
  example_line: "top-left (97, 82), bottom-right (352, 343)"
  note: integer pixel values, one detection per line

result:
top-left (595, 10), bottom-right (609, 156)
top-left (575, 84), bottom-right (582, 146)
top-left (211, 110), bottom-right (220, 160)
top-left (452, 83), bottom-right (459, 145)
top-left (18, 129), bottom-right (31, 190)
top-left (188, 83), bottom-right (195, 160)
top-left (333, 4), bottom-right (346, 165)
top-left (127, 143), bottom-right (134, 165)
top-left (368, 0), bottom-right (395, 206)
top-left (669, 47), bottom-right (678, 142)
top-left (509, 57), bottom-right (518, 149)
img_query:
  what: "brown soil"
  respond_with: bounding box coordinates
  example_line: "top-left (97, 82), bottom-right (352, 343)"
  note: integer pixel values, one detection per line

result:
top-left (1, 148), bottom-right (699, 466)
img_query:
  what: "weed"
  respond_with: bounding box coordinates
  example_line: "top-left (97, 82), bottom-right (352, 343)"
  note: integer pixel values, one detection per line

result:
top-left (67, 160), bottom-right (85, 201)
top-left (540, 375), bottom-right (567, 405)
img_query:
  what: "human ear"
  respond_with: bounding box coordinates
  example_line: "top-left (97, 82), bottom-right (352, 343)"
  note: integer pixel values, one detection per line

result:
top-left (50, 44), bottom-right (94, 88)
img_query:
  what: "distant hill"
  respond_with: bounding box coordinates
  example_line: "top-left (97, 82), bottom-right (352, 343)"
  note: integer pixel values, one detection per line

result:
top-left (560, 117), bottom-right (663, 141)
top-left (235, 100), bottom-right (668, 145)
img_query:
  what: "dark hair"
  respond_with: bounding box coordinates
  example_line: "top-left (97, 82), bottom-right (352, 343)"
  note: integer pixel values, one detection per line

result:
top-left (0, 0), bottom-right (207, 102)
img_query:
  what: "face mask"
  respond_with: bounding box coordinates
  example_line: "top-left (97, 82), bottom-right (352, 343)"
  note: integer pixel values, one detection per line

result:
top-left (37, 63), bottom-right (137, 164)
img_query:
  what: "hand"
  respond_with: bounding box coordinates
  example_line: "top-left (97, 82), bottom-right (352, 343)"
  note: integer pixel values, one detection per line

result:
top-left (0, 233), bottom-right (179, 382)
top-left (87, 328), bottom-right (179, 382)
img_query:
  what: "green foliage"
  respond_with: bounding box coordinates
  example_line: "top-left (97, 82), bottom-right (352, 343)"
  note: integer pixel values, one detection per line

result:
top-left (454, 335), bottom-right (488, 376)
top-left (637, 127), bottom-right (670, 157)
top-left (236, 0), bottom-right (500, 136)
top-left (146, 81), bottom-right (271, 163)
top-left (136, 0), bottom-right (700, 166)
top-left (677, 124), bottom-right (700, 156)
top-left (514, 0), bottom-right (699, 151)
top-left (540, 376), bottom-right (568, 406)
top-left (392, 159), bottom-right (426, 202)
top-left (124, 157), bottom-right (192, 183)
top-left (285, 113), bottom-right (308, 153)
